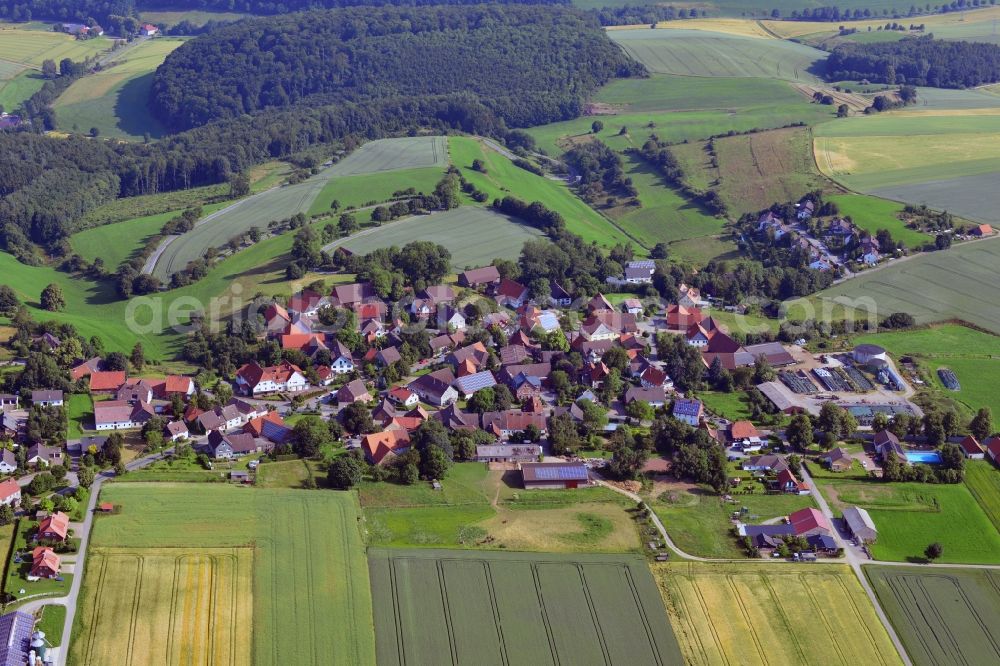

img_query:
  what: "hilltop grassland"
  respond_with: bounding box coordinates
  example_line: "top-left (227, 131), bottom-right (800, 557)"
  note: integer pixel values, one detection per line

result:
top-left (610, 28), bottom-right (827, 82)
top-left (527, 74), bottom-right (834, 156)
top-left (814, 113), bottom-right (1000, 223)
top-left (54, 38), bottom-right (186, 140)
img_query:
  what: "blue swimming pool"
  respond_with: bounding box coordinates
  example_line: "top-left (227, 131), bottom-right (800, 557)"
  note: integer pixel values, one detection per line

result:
top-left (906, 451), bottom-right (942, 464)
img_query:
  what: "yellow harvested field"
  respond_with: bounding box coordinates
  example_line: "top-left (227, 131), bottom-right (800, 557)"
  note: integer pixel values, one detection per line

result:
top-left (0, 28), bottom-right (110, 67)
top-left (649, 18), bottom-right (774, 38)
top-left (655, 563), bottom-right (903, 666)
top-left (764, 5), bottom-right (1000, 38)
top-left (814, 133), bottom-right (1000, 176)
top-left (71, 547), bottom-right (253, 666)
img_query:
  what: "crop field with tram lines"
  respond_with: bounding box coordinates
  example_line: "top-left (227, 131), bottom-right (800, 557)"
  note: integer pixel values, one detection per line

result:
top-left (369, 548), bottom-right (683, 666)
top-left (655, 562), bottom-right (903, 666)
top-left (867, 566), bottom-right (1000, 666)
top-left (69, 548), bottom-right (253, 666)
top-left (81, 484), bottom-right (376, 665)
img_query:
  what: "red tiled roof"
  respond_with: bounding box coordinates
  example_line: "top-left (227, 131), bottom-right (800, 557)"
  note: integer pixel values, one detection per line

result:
top-left (959, 435), bottom-right (982, 456)
top-left (496, 278), bottom-right (527, 300)
top-left (281, 333), bottom-right (325, 351)
top-left (362, 429), bottom-right (410, 465)
top-left (729, 421), bottom-right (760, 440)
top-left (163, 375), bottom-right (193, 394)
top-left (0, 479), bottom-right (19, 501)
top-left (789, 507), bottom-right (830, 535)
top-left (37, 511), bottom-right (69, 540)
top-left (236, 361), bottom-right (302, 387)
top-left (89, 370), bottom-right (126, 391)
top-left (31, 547), bottom-right (60, 576)
top-left (244, 411), bottom-right (285, 437)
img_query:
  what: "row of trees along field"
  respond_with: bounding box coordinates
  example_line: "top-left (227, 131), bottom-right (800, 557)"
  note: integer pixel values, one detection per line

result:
top-left (149, 6), bottom-right (641, 131)
top-left (0, 5), bottom-right (640, 262)
top-left (0, 0), bottom-right (569, 25)
top-left (827, 36), bottom-right (1000, 87)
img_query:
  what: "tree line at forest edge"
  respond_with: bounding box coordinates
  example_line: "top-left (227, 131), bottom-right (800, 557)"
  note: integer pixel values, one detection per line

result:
top-left (0, 4), bottom-right (641, 263)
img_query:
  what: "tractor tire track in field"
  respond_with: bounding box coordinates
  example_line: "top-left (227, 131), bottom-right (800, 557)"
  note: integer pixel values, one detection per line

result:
top-left (799, 574), bottom-right (850, 665)
top-left (530, 563), bottom-right (562, 666)
top-left (689, 575), bottom-right (731, 666)
top-left (576, 564), bottom-right (613, 666)
top-left (726, 574), bottom-right (769, 666)
top-left (621, 564), bottom-right (663, 666)
top-left (483, 562), bottom-right (511, 666)
top-left (666, 574), bottom-right (716, 666)
top-left (168, 554), bottom-right (184, 666)
top-left (759, 573), bottom-right (807, 664)
top-left (833, 574), bottom-right (890, 666)
top-left (436, 560), bottom-right (460, 665)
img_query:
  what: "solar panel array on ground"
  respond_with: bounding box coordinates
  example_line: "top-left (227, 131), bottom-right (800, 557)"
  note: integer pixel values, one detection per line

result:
top-left (813, 367), bottom-right (852, 392)
top-left (938, 367), bottom-right (961, 391)
top-left (780, 371), bottom-right (818, 394)
top-left (843, 365), bottom-right (874, 391)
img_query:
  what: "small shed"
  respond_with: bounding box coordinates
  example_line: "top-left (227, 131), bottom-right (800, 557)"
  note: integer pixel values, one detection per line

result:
top-left (231, 470), bottom-right (250, 483)
top-left (98, 502), bottom-right (114, 513)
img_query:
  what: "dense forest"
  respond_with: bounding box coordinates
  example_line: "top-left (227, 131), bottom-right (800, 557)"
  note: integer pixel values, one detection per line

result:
top-left (826, 36), bottom-right (1000, 87)
top-left (0, 0), bottom-right (567, 25)
top-left (0, 5), bottom-right (639, 259)
top-left (150, 6), bottom-right (640, 131)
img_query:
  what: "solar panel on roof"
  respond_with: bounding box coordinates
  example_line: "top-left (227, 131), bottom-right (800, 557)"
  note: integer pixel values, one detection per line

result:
top-left (531, 465), bottom-right (588, 480)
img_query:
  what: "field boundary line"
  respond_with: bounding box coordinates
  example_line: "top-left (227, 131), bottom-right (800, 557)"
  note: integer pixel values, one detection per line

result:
top-left (530, 563), bottom-right (561, 666)
top-left (726, 574), bottom-right (769, 666)
top-left (576, 564), bottom-right (613, 665)
top-left (435, 559), bottom-right (459, 666)
top-left (227, 550), bottom-right (239, 666)
top-left (482, 562), bottom-right (511, 666)
top-left (336, 500), bottom-right (364, 663)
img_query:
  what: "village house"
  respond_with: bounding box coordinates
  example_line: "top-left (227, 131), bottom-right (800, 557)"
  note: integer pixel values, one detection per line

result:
top-left (454, 370), bottom-right (497, 397)
top-left (88, 370), bottom-right (126, 394)
top-left (0, 450), bottom-right (16, 474)
top-left (25, 444), bottom-right (63, 469)
top-left (458, 265), bottom-right (501, 289)
top-left (774, 468), bottom-right (809, 494)
top-left (196, 405), bottom-right (244, 434)
top-left (623, 259), bottom-right (655, 284)
top-left (672, 398), bottom-right (703, 426)
top-left (985, 436), bottom-right (1000, 464)
top-left (140, 23), bottom-right (158, 35)
top-left (482, 410), bottom-right (547, 440)
top-left (409, 369), bottom-right (458, 407)
top-left (0, 479), bottom-right (20, 506)
top-left (36, 512), bottom-right (69, 542)
top-left (388, 387), bottom-right (418, 408)
top-left (677, 283), bottom-right (704, 308)
top-left (624, 386), bottom-right (666, 409)
top-left (959, 435), bottom-right (985, 459)
top-left (494, 279), bottom-right (529, 308)
top-left (337, 379), bottom-right (370, 405)
top-left (0, 395), bottom-right (16, 409)
top-left (362, 429), bottom-right (410, 465)
top-left (244, 412), bottom-right (293, 445)
top-left (726, 421), bottom-right (764, 451)
top-left (164, 420), bottom-right (189, 442)
top-left (207, 431), bottom-right (272, 460)
top-left (741, 454), bottom-right (789, 473)
top-left (873, 430), bottom-right (906, 461)
top-left (819, 447), bottom-right (854, 471)
top-left (235, 361), bottom-right (308, 396)
top-left (30, 390), bottom-right (63, 407)
top-left (30, 547), bottom-right (60, 579)
top-left (94, 400), bottom-right (153, 431)
top-left (666, 304), bottom-right (702, 330)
